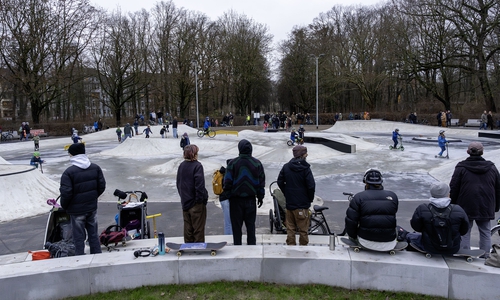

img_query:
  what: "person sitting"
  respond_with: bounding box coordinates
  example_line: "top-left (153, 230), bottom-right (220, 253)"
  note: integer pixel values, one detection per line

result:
top-left (30, 151), bottom-right (44, 168)
top-left (405, 182), bottom-right (469, 255)
top-left (345, 169), bottom-right (399, 251)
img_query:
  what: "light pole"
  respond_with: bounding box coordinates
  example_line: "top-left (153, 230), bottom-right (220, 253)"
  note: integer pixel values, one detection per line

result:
top-left (192, 60), bottom-right (200, 129)
top-left (311, 54), bottom-right (324, 129)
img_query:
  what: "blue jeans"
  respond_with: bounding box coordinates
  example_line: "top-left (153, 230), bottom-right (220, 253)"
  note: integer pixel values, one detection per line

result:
top-left (122, 133), bottom-right (132, 142)
top-left (173, 128), bottom-right (178, 138)
top-left (461, 219), bottom-right (491, 256)
top-left (220, 199), bottom-right (233, 235)
top-left (438, 145), bottom-right (446, 156)
top-left (70, 210), bottom-right (102, 255)
top-left (406, 232), bottom-right (424, 250)
top-left (392, 138), bottom-right (398, 148)
top-left (230, 198), bottom-right (256, 245)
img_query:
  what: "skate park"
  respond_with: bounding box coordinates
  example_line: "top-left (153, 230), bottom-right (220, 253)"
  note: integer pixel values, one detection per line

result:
top-left (1, 119), bottom-right (500, 299)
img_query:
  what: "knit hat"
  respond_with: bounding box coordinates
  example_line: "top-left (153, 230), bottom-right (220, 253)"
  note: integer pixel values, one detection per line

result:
top-left (467, 142), bottom-right (483, 156)
top-left (68, 143), bottom-right (85, 156)
top-left (430, 182), bottom-right (450, 198)
top-left (293, 145), bottom-right (307, 158)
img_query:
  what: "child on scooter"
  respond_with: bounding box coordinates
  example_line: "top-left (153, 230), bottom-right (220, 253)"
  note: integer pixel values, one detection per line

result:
top-left (437, 130), bottom-right (448, 157)
top-left (392, 128), bottom-right (401, 149)
top-left (290, 128), bottom-right (298, 145)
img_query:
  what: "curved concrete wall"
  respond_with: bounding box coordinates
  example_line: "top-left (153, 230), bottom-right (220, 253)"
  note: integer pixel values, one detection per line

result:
top-left (1, 235), bottom-right (499, 300)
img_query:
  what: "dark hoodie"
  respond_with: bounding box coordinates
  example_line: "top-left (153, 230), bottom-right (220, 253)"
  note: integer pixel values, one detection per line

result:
top-left (277, 157), bottom-right (315, 210)
top-left (449, 156), bottom-right (500, 220)
top-left (223, 139), bottom-right (265, 200)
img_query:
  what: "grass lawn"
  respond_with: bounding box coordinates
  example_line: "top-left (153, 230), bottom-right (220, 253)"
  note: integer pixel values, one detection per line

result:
top-left (66, 281), bottom-right (444, 300)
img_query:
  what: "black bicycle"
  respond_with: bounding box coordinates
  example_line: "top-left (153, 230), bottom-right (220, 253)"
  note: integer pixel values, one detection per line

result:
top-left (309, 192), bottom-right (353, 235)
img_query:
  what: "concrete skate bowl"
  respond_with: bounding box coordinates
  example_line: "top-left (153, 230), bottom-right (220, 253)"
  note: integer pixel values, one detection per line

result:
top-left (0, 162), bottom-right (60, 222)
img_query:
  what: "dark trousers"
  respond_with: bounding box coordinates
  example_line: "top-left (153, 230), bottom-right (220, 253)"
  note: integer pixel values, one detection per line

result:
top-left (230, 198), bottom-right (257, 245)
top-left (182, 203), bottom-right (207, 243)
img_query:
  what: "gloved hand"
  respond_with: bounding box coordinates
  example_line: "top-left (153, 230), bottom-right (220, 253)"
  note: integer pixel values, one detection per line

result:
top-left (258, 198), bottom-right (263, 208)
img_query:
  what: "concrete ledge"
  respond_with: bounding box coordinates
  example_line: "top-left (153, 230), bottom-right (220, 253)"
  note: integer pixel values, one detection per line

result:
top-left (1, 235), bottom-right (499, 300)
top-left (478, 131), bottom-right (500, 139)
top-left (303, 136), bottom-right (356, 153)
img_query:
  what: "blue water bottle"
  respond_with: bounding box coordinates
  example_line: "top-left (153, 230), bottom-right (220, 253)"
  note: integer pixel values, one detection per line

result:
top-left (158, 232), bottom-right (165, 255)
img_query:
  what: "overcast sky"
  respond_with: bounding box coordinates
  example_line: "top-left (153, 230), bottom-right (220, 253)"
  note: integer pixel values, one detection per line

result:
top-left (91, 0), bottom-right (382, 44)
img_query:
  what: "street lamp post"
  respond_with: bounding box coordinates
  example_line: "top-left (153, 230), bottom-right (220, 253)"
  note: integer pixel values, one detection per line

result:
top-left (192, 60), bottom-right (200, 129)
top-left (311, 54), bottom-right (324, 129)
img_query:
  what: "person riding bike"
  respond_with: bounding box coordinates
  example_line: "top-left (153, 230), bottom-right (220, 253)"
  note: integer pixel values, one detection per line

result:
top-left (204, 117), bottom-right (211, 134)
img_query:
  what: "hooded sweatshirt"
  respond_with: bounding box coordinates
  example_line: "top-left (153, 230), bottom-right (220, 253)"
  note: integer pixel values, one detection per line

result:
top-left (410, 196), bottom-right (469, 254)
top-left (224, 139), bottom-right (265, 200)
top-left (277, 157), bottom-right (315, 210)
top-left (449, 156), bottom-right (500, 220)
top-left (60, 154), bottom-right (106, 215)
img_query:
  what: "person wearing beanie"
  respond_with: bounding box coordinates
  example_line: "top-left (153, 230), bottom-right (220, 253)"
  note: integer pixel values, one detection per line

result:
top-left (60, 142), bottom-right (106, 255)
top-left (405, 182), bottom-right (469, 255)
top-left (223, 139), bottom-right (265, 245)
top-left (180, 132), bottom-right (190, 150)
top-left (450, 141), bottom-right (500, 256)
top-left (277, 145), bottom-right (315, 245)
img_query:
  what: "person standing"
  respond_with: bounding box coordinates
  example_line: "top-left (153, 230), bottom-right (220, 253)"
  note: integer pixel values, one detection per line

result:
top-left (172, 117), bottom-right (178, 138)
top-left (437, 130), bottom-right (448, 157)
top-left (449, 142), bottom-right (500, 256)
top-left (345, 169), bottom-right (399, 251)
top-left (97, 118), bottom-right (103, 132)
top-left (392, 128), bottom-right (401, 149)
top-left (224, 139), bottom-right (265, 245)
top-left (115, 126), bottom-right (122, 142)
top-left (218, 161), bottom-right (233, 235)
top-left (122, 123), bottom-right (133, 142)
top-left (133, 118), bottom-right (139, 135)
top-left (60, 143), bottom-right (106, 255)
top-left (142, 125), bottom-right (152, 138)
top-left (33, 133), bottom-right (40, 151)
top-left (487, 111), bottom-right (494, 130)
top-left (277, 145), bottom-right (315, 246)
top-left (180, 132), bottom-right (190, 150)
top-left (176, 144), bottom-right (208, 243)
top-left (480, 110), bottom-right (488, 130)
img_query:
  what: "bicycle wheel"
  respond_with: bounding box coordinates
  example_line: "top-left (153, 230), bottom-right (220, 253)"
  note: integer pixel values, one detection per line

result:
top-left (287, 140), bottom-right (293, 146)
top-left (208, 130), bottom-right (216, 138)
top-left (196, 129), bottom-right (204, 138)
top-left (309, 217), bottom-right (327, 235)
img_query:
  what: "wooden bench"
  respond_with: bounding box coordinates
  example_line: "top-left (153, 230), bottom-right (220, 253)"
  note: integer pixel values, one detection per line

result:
top-left (464, 119), bottom-right (481, 127)
top-left (31, 129), bottom-right (48, 137)
top-left (450, 119), bottom-right (460, 126)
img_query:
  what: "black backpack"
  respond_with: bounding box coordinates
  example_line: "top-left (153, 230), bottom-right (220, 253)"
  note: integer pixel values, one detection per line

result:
top-left (428, 204), bottom-right (454, 250)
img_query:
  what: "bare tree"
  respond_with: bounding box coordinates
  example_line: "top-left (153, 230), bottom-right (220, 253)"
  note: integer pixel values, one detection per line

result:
top-left (0, 0), bottom-right (99, 124)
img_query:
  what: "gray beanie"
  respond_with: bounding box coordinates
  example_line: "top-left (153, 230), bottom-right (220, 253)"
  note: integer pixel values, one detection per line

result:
top-left (430, 182), bottom-right (450, 198)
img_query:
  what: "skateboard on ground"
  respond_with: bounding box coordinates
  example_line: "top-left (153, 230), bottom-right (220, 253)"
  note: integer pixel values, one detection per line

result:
top-left (166, 241), bottom-right (227, 257)
top-left (409, 243), bottom-right (485, 262)
top-left (341, 237), bottom-right (407, 255)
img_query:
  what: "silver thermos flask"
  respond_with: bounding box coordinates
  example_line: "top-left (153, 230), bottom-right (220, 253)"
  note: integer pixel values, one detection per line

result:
top-left (329, 233), bottom-right (336, 250)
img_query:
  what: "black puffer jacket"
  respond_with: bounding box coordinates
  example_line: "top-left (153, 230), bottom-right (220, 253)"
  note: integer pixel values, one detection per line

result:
top-left (345, 185), bottom-right (398, 242)
top-left (60, 156), bottom-right (106, 215)
top-left (277, 158), bottom-right (315, 210)
top-left (449, 156), bottom-right (500, 220)
top-left (411, 203), bottom-right (469, 254)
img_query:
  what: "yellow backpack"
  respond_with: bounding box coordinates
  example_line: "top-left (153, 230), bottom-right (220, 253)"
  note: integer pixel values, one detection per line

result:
top-left (212, 170), bottom-right (224, 195)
